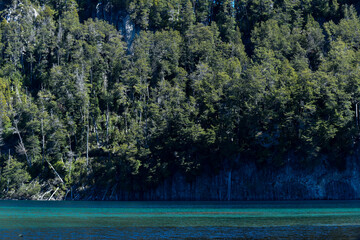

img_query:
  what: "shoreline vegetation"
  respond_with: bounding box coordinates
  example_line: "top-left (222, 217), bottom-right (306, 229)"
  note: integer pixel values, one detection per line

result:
top-left (1, 0), bottom-right (360, 200)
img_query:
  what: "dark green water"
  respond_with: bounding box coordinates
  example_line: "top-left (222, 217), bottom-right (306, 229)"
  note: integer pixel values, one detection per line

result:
top-left (0, 201), bottom-right (360, 239)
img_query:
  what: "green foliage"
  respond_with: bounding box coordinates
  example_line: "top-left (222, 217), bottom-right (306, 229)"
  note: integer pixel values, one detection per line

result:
top-left (0, 155), bottom-right (32, 198)
top-left (1, 0), bottom-right (360, 198)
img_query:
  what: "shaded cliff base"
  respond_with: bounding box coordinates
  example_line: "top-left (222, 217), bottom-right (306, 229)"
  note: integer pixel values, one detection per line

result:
top-left (4, 154), bottom-right (360, 201)
top-left (66, 155), bottom-right (360, 201)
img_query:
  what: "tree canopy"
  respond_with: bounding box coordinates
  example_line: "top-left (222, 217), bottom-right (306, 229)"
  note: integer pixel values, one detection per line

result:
top-left (0, 0), bottom-right (360, 199)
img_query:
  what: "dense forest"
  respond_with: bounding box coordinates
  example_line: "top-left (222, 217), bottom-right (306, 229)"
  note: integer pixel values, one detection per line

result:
top-left (1, 0), bottom-right (360, 199)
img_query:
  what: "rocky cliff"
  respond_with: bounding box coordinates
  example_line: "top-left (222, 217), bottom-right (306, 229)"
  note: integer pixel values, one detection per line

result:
top-left (80, 1), bottom-right (137, 49)
top-left (77, 151), bottom-right (360, 201)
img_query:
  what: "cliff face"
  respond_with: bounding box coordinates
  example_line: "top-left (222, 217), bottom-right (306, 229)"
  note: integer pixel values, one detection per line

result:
top-left (145, 162), bottom-right (359, 201)
top-left (82, 1), bottom-right (137, 48)
top-left (86, 153), bottom-right (360, 201)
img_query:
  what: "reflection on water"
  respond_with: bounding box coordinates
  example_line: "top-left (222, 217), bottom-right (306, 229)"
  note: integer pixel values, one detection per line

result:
top-left (0, 201), bottom-right (360, 239)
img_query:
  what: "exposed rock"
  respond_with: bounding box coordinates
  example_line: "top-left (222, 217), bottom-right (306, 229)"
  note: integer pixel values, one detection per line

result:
top-left (84, 152), bottom-right (360, 201)
top-left (92, 1), bottom-right (137, 49)
top-left (2, 1), bottom-right (38, 23)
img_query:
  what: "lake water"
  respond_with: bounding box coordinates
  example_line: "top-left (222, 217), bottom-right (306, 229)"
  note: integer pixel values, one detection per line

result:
top-left (0, 200), bottom-right (360, 239)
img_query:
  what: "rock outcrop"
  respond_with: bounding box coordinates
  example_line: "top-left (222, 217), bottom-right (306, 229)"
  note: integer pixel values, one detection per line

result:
top-left (83, 1), bottom-right (137, 49)
top-left (86, 152), bottom-right (360, 201)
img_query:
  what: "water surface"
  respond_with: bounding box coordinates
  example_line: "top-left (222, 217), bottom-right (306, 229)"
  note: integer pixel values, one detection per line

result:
top-left (0, 200), bottom-right (360, 239)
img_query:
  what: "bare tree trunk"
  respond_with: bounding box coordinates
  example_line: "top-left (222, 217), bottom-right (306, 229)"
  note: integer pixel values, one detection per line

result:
top-left (110, 183), bottom-right (118, 200)
top-left (68, 136), bottom-right (73, 181)
top-left (125, 107), bottom-right (128, 133)
top-left (15, 87), bottom-right (22, 104)
top-left (102, 185), bottom-right (110, 201)
top-left (106, 103), bottom-right (109, 145)
top-left (39, 189), bottom-right (52, 200)
top-left (106, 103), bottom-right (111, 162)
top-left (86, 124), bottom-right (89, 167)
top-left (41, 118), bottom-right (45, 165)
top-left (93, 117), bottom-right (100, 146)
top-left (30, 53), bottom-right (33, 84)
top-left (14, 120), bottom-right (31, 167)
top-left (356, 103), bottom-right (359, 127)
top-left (6, 150), bottom-right (10, 193)
top-left (47, 160), bottom-right (64, 184)
top-left (69, 155), bottom-right (72, 181)
top-left (64, 189), bottom-right (70, 200)
top-left (49, 187), bottom-right (59, 201)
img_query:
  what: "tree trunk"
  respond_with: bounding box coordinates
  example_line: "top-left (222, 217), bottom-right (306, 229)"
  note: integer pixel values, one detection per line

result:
top-left (93, 117), bottom-right (100, 146)
top-left (356, 103), bottom-right (359, 127)
top-left (47, 160), bottom-right (64, 184)
top-left (14, 121), bottom-right (31, 167)
top-left (106, 103), bottom-right (109, 146)
top-left (49, 187), bottom-right (59, 200)
top-left (41, 118), bottom-right (45, 165)
top-left (86, 124), bottom-right (89, 167)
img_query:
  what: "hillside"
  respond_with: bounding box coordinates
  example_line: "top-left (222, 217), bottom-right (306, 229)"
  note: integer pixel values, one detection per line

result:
top-left (1, 0), bottom-right (360, 200)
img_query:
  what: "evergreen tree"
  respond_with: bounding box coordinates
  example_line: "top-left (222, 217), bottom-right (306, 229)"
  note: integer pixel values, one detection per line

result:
top-left (1, 0), bottom-right (360, 199)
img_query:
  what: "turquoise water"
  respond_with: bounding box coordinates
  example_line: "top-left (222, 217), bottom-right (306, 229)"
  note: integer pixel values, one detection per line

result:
top-left (0, 201), bottom-right (360, 239)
